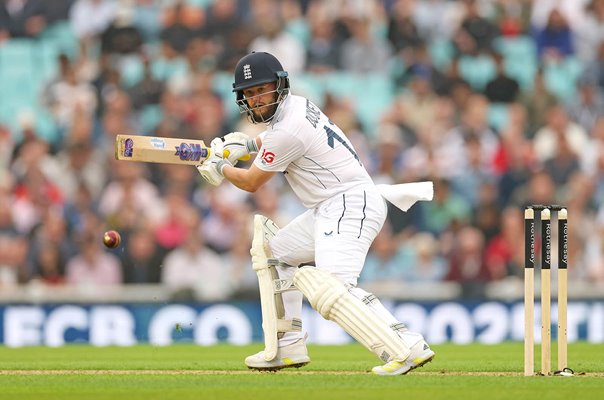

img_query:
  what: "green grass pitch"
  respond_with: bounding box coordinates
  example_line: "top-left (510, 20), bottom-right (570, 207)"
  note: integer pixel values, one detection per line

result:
top-left (0, 343), bottom-right (601, 400)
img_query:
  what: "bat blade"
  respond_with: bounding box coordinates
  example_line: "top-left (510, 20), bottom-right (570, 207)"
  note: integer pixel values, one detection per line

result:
top-left (115, 134), bottom-right (210, 165)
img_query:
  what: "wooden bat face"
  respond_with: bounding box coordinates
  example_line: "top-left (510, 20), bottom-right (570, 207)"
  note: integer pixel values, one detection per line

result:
top-left (115, 135), bottom-right (210, 165)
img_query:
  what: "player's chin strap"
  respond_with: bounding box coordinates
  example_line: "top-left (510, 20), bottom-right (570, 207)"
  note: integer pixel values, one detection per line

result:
top-left (251, 215), bottom-right (301, 361)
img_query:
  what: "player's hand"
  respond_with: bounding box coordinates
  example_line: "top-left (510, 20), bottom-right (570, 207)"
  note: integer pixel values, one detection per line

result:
top-left (197, 139), bottom-right (232, 186)
top-left (223, 132), bottom-right (258, 164)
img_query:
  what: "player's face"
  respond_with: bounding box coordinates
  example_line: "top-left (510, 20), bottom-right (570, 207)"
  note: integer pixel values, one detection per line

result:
top-left (243, 82), bottom-right (279, 121)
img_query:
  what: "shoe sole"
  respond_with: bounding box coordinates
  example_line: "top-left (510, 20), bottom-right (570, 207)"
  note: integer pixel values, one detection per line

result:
top-left (400, 354), bottom-right (435, 375)
top-left (247, 361), bottom-right (310, 372)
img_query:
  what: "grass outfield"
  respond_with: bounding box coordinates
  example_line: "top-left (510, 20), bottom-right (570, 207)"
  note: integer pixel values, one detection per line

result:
top-left (0, 343), bottom-right (601, 400)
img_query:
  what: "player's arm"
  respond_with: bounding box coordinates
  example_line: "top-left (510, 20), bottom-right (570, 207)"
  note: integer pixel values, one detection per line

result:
top-left (223, 163), bottom-right (274, 193)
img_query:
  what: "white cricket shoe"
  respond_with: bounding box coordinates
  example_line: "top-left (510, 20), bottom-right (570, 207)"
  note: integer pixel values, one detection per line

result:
top-left (371, 339), bottom-right (435, 376)
top-left (245, 338), bottom-right (310, 371)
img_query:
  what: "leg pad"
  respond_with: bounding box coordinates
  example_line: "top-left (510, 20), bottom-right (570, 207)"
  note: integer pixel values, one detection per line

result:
top-left (251, 215), bottom-right (301, 361)
top-left (293, 266), bottom-right (410, 362)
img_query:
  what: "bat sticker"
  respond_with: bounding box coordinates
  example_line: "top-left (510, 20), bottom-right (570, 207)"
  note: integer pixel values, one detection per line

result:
top-left (174, 143), bottom-right (208, 161)
top-left (150, 138), bottom-right (166, 149)
top-left (123, 138), bottom-right (134, 157)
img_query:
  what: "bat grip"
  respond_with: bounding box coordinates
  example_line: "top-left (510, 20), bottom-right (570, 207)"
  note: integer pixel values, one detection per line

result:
top-left (222, 149), bottom-right (251, 162)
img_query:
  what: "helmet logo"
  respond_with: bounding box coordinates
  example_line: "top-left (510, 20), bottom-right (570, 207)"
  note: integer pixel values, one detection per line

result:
top-left (243, 64), bottom-right (252, 80)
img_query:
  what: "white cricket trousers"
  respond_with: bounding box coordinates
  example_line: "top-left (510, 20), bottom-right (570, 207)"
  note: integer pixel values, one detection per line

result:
top-left (269, 185), bottom-right (387, 345)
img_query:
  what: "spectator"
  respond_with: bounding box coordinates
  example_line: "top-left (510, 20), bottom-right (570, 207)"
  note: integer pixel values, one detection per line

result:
top-left (200, 0), bottom-right (248, 70)
top-left (401, 232), bottom-right (448, 283)
top-left (339, 16), bottom-right (392, 74)
top-left (43, 0), bottom-right (75, 26)
top-left (454, 0), bottom-right (499, 55)
top-left (181, 71), bottom-right (228, 143)
top-left (248, 17), bottom-right (306, 74)
top-left (581, 117), bottom-right (604, 190)
top-left (533, 105), bottom-right (589, 163)
top-left (471, 181), bottom-right (502, 243)
top-left (11, 159), bottom-right (64, 235)
top-left (564, 172), bottom-right (598, 281)
top-left (27, 209), bottom-right (74, 280)
top-left (484, 53), bottom-right (520, 103)
top-left (154, 191), bottom-right (194, 251)
top-left (367, 124), bottom-right (406, 185)
top-left (589, 41), bottom-right (604, 91)
top-left (417, 178), bottom-right (472, 236)
top-left (543, 131), bottom-right (582, 186)
top-left (509, 169), bottom-right (558, 209)
top-left (224, 213), bottom-right (257, 299)
top-left (0, 124), bottom-right (14, 170)
top-left (494, 123), bottom-right (535, 207)
top-left (126, 55), bottom-right (165, 111)
top-left (413, 0), bottom-right (464, 41)
top-left (98, 161), bottom-right (167, 229)
top-left (65, 232), bottom-right (122, 286)
top-left (132, 0), bottom-right (161, 42)
top-left (444, 225), bottom-right (491, 297)
top-left (485, 207), bottom-right (524, 280)
top-left (534, 8), bottom-right (574, 62)
top-left (70, 0), bottom-right (116, 50)
top-left (248, 183), bottom-right (289, 228)
top-left (584, 204), bottom-right (604, 283)
top-left (160, 206), bottom-right (229, 301)
top-left (99, 2), bottom-right (143, 55)
top-left (0, 0), bottom-right (46, 39)
top-left (493, 0), bottom-right (532, 37)
top-left (121, 224), bottom-right (164, 284)
top-left (159, 0), bottom-right (202, 56)
top-left (575, 0), bottom-right (604, 63)
top-left (435, 94), bottom-right (499, 179)
top-left (305, 11), bottom-right (340, 73)
top-left (387, 0), bottom-right (423, 60)
top-left (359, 221), bottom-right (408, 285)
top-left (63, 181), bottom-right (99, 235)
top-left (389, 68), bottom-right (439, 136)
top-left (45, 63), bottom-right (97, 131)
top-left (566, 75), bottom-right (604, 134)
top-left (519, 67), bottom-right (558, 137)
top-left (451, 136), bottom-right (497, 209)
top-left (41, 138), bottom-right (107, 202)
top-left (0, 235), bottom-right (29, 287)
top-left (31, 242), bottom-right (66, 285)
top-left (200, 185), bottom-right (249, 254)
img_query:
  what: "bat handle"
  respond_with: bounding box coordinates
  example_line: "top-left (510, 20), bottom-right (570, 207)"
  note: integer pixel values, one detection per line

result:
top-left (222, 149), bottom-right (251, 162)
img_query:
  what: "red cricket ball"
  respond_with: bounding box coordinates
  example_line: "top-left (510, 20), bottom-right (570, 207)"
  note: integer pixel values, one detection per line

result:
top-left (103, 230), bottom-right (121, 248)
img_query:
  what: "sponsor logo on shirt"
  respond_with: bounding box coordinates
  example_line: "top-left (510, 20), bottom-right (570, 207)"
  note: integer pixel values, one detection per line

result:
top-left (260, 149), bottom-right (275, 164)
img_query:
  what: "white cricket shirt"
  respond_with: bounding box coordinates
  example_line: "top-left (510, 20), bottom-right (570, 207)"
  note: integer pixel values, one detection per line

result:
top-left (254, 94), bottom-right (373, 208)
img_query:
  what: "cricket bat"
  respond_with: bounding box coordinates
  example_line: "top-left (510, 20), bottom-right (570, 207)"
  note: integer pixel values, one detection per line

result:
top-left (114, 134), bottom-right (249, 165)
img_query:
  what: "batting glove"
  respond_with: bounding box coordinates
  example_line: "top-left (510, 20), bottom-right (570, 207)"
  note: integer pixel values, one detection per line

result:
top-left (223, 132), bottom-right (258, 164)
top-left (196, 138), bottom-right (232, 186)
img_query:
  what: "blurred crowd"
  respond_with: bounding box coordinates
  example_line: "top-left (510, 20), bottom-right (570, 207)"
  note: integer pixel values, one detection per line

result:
top-left (0, 0), bottom-right (603, 300)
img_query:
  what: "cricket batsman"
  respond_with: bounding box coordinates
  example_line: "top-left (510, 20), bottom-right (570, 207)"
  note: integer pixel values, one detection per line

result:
top-left (197, 51), bottom-right (435, 375)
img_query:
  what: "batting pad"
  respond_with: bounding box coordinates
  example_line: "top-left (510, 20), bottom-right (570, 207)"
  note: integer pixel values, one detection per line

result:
top-left (294, 267), bottom-right (411, 362)
top-left (251, 215), bottom-right (301, 361)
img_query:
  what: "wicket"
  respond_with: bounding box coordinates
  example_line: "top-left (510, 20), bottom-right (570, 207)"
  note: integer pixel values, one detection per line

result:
top-left (524, 205), bottom-right (568, 376)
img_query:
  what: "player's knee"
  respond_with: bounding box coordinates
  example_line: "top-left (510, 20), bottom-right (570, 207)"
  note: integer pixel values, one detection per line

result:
top-left (293, 267), bottom-right (347, 319)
